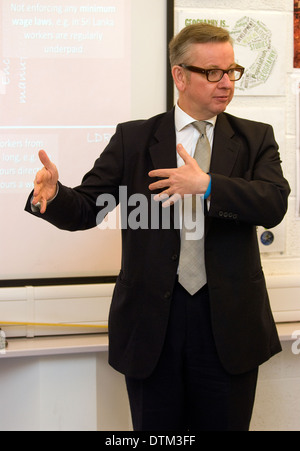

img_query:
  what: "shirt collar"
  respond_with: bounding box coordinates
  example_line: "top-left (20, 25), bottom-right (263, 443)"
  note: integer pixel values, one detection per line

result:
top-left (175, 103), bottom-right (217, 132)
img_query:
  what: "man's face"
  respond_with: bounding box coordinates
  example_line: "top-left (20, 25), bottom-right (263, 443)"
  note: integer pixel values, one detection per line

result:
top-left (173, 41), bottom-right (236, 120)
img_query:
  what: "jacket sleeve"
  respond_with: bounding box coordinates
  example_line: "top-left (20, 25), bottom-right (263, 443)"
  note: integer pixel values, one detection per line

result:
top-left (208, 124), bottom-right (290, 229)
top-left (24, 124), bottom-right (125, 231)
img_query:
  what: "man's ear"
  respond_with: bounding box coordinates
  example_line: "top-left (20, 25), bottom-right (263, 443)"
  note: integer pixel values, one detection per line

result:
top-left (172, 66), bottom-right (187, 93)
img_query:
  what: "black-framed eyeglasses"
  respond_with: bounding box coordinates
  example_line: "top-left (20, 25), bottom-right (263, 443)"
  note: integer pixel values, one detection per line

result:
top-left (179, 64), bottom-right (245, 82)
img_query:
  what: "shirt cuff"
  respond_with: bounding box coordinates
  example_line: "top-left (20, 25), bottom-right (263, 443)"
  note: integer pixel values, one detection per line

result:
top-left (30, 184), bottom-right (59, 212)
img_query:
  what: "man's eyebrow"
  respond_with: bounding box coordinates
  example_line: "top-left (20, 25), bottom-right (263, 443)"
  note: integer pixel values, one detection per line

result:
top-left (206, 63), bottom-right (238, 69)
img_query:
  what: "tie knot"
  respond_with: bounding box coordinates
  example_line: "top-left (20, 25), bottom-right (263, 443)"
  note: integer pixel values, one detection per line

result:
top-left (193, 121), bottom-right (208, 137)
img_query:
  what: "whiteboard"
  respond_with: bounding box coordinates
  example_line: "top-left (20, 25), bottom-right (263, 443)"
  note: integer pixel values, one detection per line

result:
top-left (0, 0), bottom-right (169, 284)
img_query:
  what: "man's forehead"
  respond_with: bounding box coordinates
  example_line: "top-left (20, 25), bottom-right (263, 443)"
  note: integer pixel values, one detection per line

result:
top-left (187, 41), bottom-right (235, 64)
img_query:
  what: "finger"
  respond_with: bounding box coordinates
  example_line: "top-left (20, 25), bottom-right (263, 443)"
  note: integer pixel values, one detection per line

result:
top-left (148, 168), bottom-right (174, 178)
top-left (153, 192), bottom-right (182, 206)
top-left (39, 198), bottom-right (47, 215)
top-left (32, 185), bottom-right (43, 203)
top-left (153, 192), bottom-right (170, 202)
top-left (149, 178), bottom-right (171, 191)
top-left (33, 172), bottom-right (42, 192)
top-left (32, 195), bottom-right (40, 206)
top-left (32, 193), bottom-right (41, 207)
top-left (38, 149), bottom-right (54, 171)
top-left (177, 144), bottom-right (192, 163)
top-left (33, 185), bottom-right (40, 198)
top-left (161, 193), bottom-right (182, 208)
top-left (35, 167), bottom-right (48, 185)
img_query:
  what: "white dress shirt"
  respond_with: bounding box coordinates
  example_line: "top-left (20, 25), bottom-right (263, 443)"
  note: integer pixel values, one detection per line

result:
top-left (174, 103), bottom-right (216, 169)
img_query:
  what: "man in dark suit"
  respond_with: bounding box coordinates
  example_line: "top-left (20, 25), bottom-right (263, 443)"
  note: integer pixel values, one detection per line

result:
top-left (26, 24), bottom-right (290, 431)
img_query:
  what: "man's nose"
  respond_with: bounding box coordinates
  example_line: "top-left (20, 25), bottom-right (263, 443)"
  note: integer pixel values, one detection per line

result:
top-left (218, 73), bottom-right (233, 88)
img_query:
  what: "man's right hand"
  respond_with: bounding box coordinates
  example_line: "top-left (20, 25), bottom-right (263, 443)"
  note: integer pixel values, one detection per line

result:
top-left (32, 150), bottom-right (59, 214)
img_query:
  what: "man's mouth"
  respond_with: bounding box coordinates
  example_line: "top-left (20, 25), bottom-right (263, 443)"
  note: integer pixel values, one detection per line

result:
top-left (214, 95), bottom-right (229, 102)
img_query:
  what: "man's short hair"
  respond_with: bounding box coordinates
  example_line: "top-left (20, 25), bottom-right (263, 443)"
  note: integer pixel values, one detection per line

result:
top-left (169, 23), bottom-right (233, 68)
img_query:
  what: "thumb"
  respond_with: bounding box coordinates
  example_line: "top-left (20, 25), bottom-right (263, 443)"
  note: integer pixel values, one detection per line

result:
top-left (177, 144), bottom-right (192, 164)
top-left (38, 150), bottom-right (55, 171)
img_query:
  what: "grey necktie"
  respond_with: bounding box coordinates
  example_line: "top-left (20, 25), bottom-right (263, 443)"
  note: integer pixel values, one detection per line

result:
top-left (178, 121), bottom-right (211, 295)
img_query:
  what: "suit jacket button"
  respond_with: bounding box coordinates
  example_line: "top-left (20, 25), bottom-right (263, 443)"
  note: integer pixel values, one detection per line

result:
top-left (164, 291), bottom-right (171, 299)
top-left (219, 211), bottom-right (223, 217)
top-left (171, 254), bottom-right (178, 261)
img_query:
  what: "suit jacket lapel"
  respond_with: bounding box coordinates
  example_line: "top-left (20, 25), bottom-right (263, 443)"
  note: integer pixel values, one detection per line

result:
top-left (205, 113), bottom-right (241, 236)
top-left (149, 109), bottom-right (177, 171)
top-left (210, 113), bottom-right (240, 176)
top-left (148, 109), bottom-right (179, 237)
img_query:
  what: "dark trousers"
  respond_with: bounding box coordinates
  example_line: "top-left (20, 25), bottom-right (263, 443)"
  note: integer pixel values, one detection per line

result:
top-left (126, 282), bottom-right (258, 431)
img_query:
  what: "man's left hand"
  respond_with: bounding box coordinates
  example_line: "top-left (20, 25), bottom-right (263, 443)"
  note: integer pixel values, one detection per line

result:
top-left (148, 144), bottom-right (210, 206)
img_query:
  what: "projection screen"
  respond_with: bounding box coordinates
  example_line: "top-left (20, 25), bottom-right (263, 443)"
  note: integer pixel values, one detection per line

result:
top-left (0, 0), bottom-right (171, 285)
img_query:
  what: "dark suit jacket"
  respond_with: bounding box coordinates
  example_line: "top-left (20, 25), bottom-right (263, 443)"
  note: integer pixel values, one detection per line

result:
top-left (25, 109), bottom-right (290, 378)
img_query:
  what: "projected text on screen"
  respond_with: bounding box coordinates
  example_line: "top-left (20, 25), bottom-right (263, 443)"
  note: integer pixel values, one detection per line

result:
top-left (4, 3), bottom-right (123, 58)
top-left (0, 0), bottom-right (130, 195)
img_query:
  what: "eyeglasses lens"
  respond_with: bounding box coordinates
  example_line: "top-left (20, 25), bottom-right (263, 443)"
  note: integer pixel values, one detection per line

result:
top-left (207, 69), bottom-right (243, 82)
